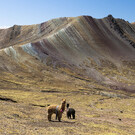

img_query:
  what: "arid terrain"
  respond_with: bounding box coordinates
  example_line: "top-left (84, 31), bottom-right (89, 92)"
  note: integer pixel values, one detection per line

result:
top-left (0, 15), bottom-right (135, 135)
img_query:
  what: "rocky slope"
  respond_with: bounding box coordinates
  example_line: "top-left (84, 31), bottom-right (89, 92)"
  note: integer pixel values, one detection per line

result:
top-left (0, 15), bottom-right (135, 95)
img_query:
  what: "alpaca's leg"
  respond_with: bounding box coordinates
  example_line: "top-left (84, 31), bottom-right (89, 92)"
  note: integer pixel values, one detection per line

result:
top-left (67, 112), bottom-right (70, 119)
top-left (72, 113), bottom-right (75, 119)
top-left (48, 113), bottom-right (52, 121)
top-left (58, 113), bottom-right (62, 122)
top-left (56, 113), bottom-right (58, 120)
top-left (58, 116), bottom-right (61, 121)
top-left (69, 114), bottom-right (71, 119)
top-left (67, 112), bottom-right (71, 119)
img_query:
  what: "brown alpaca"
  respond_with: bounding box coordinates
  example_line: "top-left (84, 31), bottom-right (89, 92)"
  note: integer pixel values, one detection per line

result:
top-left (47, 99), bottom-right (66, 122)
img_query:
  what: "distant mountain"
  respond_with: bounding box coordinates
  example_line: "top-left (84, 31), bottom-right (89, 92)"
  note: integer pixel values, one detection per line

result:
top-left (0, 15), bottom-right (135, 95)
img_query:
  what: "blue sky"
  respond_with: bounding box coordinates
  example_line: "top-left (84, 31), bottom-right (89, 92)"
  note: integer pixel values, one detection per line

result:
top-left (0, 0), bottom-right (135, 28)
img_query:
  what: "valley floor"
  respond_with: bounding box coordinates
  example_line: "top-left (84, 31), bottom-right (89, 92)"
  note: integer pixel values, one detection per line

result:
top-left (0, 89), bottom-right (135, 135)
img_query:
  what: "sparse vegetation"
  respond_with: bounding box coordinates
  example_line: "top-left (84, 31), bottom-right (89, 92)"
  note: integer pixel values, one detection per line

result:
top-left (0, 87), bottom-right (135, 135)
top-left (0, 15), bottom-right (135, 134)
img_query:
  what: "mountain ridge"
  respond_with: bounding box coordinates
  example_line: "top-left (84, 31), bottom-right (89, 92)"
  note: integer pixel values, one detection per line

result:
top-left (0, 15), bottom-right (135, 49)
top-left (0, 15), bottom-right (135, 95)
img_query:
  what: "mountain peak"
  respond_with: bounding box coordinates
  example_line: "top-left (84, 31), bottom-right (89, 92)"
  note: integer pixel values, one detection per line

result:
top-left (0, 15), bottom-right (135, 94)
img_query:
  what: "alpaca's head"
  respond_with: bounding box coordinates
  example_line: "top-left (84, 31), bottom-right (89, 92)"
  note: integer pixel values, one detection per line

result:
top-left (67, 103), bottom-right (69, 108)
top-left (61, 99), bottom-right (66, 105)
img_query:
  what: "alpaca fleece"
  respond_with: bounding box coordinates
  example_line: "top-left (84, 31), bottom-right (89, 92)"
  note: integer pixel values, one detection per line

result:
top-left (66, 103), bottom-right (75, 119)
top-left (47, 99), bottom-right (66, 122)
